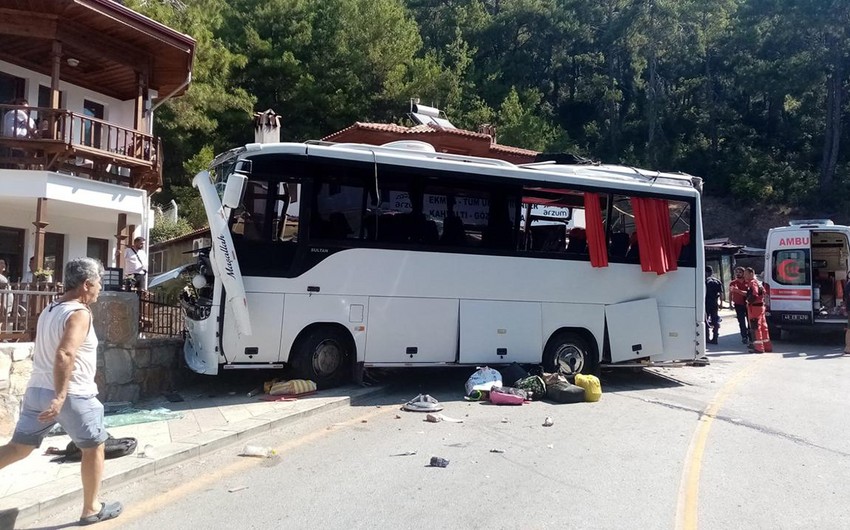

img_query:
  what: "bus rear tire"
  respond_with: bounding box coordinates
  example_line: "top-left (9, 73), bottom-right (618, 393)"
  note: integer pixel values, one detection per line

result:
top-left (290, 326), bottom-right (352, 389)
top-left (543, 331), bottom-right (598, 376)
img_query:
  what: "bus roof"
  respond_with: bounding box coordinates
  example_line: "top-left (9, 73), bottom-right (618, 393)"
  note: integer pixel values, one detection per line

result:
top-left (232, 141), bottom-right (703, 197)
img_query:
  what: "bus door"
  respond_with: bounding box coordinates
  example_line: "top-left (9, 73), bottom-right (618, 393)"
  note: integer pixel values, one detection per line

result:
top-left (604, 298), bottom-right (664, 362)
top-left (767, 230), bottom-right (812, 324)
top-left (188, 170), bottom-right (253, 372)
top-left (364, 297), bottom-right (458, 364)
top-left (458, 300), bottom-right (543, 364)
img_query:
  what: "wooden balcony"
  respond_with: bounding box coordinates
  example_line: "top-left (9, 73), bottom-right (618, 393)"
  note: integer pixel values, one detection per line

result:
top-left (0, 104), bottom-right (163, 192)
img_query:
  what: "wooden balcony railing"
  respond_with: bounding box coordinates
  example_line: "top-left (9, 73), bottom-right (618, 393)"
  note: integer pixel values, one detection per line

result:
top-left (0, 104), bottom-right (162, 192)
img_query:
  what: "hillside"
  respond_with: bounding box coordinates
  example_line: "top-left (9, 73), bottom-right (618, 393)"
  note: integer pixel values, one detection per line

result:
top-left (701, 195), bottom-right (849, 248)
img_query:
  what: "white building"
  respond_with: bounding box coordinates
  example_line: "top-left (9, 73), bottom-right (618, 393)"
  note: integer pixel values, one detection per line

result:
top-left (0, 0), bottom-right (195, 283)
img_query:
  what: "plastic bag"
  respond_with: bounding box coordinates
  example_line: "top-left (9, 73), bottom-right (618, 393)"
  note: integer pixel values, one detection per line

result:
top-left (574, 374), bottom-right (602, 402)
top-left (464, 366), bottom-right (502, 396)
top-left (515, 375), bottom-right (546, 400)
top-left (269, 379), bottom-right (317, 396)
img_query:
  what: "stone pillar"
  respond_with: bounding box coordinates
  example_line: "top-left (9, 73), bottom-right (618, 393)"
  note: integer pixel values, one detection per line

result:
top-left (253, 109), bottom-right (280, 144)
top-left (32, 198), bottom-right (48, 271)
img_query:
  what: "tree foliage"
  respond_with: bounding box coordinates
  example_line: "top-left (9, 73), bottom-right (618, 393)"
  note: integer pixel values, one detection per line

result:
top-left (132, 0), bottom-right (850, 214)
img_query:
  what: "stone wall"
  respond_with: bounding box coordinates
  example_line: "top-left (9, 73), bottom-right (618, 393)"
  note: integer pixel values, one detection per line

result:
top-left (1, 292), bottom-right (189, 439)
top-left (0, 344), bottom-right (33, 439)
top-left (96, 338), bottom-right (184, 403)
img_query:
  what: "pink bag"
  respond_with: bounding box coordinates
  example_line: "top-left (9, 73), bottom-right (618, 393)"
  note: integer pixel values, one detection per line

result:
top-left (489, 386), bottom-right (527, 405)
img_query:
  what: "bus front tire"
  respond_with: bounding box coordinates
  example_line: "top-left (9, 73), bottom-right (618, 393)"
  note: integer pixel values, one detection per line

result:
top-left (290, 326), bottom-right (352, 389)
top-left (543, 331), bottom-right (598, 376)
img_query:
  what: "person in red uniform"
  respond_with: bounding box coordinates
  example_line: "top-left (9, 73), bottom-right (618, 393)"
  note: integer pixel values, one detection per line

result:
top-left (744, 267), bottom-right (772, 353)
top-left (729, 267), bottom-right (750, 345)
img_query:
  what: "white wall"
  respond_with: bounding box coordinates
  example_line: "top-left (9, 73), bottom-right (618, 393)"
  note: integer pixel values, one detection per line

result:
top-left (0, 60), bottom-right (158, 133)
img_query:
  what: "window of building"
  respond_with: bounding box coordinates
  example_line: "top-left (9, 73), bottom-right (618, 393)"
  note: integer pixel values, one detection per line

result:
top-left (86, 237), bottom-right (109, 265)
top-left (150, 250), bottom-right (165, 275)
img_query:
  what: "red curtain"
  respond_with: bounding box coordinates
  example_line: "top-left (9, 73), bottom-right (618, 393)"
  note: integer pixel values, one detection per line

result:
top-left (583, 192), bottom-right (608, 267)
top-left (631, 198), bottom-right (678, 274)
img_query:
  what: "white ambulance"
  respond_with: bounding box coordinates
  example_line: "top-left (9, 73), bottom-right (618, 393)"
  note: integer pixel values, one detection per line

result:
top-left (764, 219), bottom-right (850, 335)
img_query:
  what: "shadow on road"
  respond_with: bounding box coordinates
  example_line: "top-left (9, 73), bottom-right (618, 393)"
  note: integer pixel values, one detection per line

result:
top-left (600, 368), bottom-right (687, 393)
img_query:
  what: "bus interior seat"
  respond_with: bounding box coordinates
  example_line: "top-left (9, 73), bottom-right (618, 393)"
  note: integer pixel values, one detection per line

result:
top-left (566, 228), bottom-right (587, 253)
top-left (328, 212), bottom-right (353, 239)
top-left (626, 232), bottom-right (640, 260)
top-left (441, 215), bottom-right (466, 246)
top-left (609, 232), bottom-right (630, 258)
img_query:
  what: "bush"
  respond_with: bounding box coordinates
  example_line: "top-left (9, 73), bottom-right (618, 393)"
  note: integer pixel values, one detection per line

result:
top-left (150, 211), bottom-right (193, 244)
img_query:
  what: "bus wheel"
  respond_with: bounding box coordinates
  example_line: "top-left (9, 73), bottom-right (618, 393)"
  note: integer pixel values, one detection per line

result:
top-left (544, 331), bottom-right (597, 376)
top-left (291, 326), bottom-right (352, 389)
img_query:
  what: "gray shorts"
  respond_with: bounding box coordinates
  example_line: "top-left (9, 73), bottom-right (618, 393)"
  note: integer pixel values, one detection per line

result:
top-left (12, 387), bottom-right (108, 448)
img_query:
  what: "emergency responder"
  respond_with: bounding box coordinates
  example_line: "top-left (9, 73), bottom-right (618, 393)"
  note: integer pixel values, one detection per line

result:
top-left (744, 267), bottom-right (772, 353)
top-left (705, 266), bottom-right (723, 344)
top-left (729, 267), bottom-right (750, 345)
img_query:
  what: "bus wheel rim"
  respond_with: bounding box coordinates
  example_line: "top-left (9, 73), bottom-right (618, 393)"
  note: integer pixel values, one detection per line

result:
top-left (555, 344), bottom-right (584, 374)
top-left (312, 340), bottom-right (342, 377)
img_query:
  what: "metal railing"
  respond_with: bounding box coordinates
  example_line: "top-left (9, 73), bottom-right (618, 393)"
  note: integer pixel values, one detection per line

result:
top-left (0, 285), bottom-right (62, 342)
top-left (138, 291), bottom-right (185, 338)
top-left (0, 285), bottom-right (184, 342)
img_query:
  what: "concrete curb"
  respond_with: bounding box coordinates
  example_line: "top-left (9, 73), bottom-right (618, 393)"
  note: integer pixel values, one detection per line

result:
top-left (0, 385), bottom-right (386, 530)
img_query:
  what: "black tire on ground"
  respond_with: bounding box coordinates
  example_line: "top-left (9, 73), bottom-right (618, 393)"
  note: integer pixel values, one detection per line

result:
top-left (543, 331), bottom-right (599, 376)
top-left (290, 326), bottom-right (353, 389)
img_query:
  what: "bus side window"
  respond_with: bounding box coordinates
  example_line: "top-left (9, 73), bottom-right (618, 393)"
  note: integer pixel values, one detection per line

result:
top-left (311, 174), bottom-right (367, 241)
top-left (610, 195), bottom-right (640, 264)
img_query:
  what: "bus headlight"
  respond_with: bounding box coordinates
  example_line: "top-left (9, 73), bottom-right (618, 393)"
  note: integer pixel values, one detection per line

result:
top-left (192, 274), bottom-right (208, 289)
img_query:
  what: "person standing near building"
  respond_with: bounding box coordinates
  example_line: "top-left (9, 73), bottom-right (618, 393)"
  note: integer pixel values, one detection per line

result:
top-left (729, 266), bottom-right (750, 345)
top-left (123, 237), bottom-right (148, 291)
top-left (2, 98), bottom-right (36, 138)
top-left (0, 258), bottom-right (123, 525)
top-left (745, 267), bottom-right (772, 353)
top-left (705, 266), bottom-right (723, 344)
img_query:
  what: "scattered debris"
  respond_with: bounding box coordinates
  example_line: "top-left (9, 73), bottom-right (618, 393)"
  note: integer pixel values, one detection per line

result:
top-left (395, 414), bottom-right (402, 419)
top-left (429, 456), bottom-right (450, 468)
top-left (543, 417), bottom-right (554, 427)
top-left (500, 418), bottom-right (509, 424)
top-left (104, 401), bottom-right (133, 413)
top-left (246, 387), bottom-right (262, 398)
top-left (228, 486), bottom-right (249, 493)
top-left (403, 394), bottom-right (443, 412)
top-left (391, 451), bottom-right (417, 457)
top-left (546, 444), bottom-right (554, 449)
top-left (361, 419), bottom-right (368, 423)
top-left (489, 449), bottom-right (505, 454)
top-left (240, 445), bottom-right (275, 458)
top-left (140, 444), bottom-right (156, 459)
top-left (425, 413), bottom-right (464, 423)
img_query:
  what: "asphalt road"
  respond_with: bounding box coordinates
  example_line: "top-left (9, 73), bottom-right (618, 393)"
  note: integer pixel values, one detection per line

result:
top-left (22, 314), bottom-right (850, 530)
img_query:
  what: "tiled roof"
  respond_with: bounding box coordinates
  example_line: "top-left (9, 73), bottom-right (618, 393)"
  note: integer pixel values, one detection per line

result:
top-left (150, 225), bottom-right (210, 249)
top-left (322, 122), bottom-right (538, 155)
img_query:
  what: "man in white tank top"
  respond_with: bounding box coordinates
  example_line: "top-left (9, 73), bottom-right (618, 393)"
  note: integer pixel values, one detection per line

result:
top-left (0, 258), bottom-right (123, 525)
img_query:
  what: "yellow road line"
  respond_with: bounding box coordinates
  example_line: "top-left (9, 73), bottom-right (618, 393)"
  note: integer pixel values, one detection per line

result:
top-left (675, 356), bottom-right (765, 530)
top-left (98, 405), bottom-right (394, 528)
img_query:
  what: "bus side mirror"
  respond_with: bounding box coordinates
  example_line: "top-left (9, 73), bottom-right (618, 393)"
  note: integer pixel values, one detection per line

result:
top-left (222, 174), bottom-right (247, 210)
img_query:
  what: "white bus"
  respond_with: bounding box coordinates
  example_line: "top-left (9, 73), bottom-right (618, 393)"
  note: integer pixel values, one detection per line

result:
top-left (170, 141), bottom-right (705, 388)
top-left (764, 219), bottom-right (850, 335)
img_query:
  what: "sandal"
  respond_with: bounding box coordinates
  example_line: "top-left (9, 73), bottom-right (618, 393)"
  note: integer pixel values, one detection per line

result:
top-left (79, 501), bottom-right (123, 526)
top-left (402, 394), bottom-right (443, 412)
